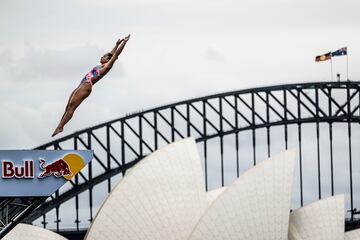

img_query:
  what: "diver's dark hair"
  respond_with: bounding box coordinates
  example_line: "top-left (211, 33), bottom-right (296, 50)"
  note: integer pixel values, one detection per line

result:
top-left (107, 53), bottom-right (113, 58)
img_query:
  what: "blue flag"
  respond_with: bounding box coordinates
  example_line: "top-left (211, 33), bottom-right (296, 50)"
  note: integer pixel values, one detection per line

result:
top-left (332, 47), bottom-right (347, 57)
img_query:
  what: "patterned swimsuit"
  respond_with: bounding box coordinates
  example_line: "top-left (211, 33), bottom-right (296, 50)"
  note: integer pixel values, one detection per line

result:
top-left (81, 65), bottom-right (102, 86)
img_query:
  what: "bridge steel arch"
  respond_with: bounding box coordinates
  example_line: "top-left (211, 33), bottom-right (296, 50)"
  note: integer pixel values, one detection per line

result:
top-left (25, 81), bottom-right (360, 232)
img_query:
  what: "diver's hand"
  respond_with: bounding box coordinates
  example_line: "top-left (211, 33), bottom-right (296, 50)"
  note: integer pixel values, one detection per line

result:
top-left (116, 38), bottom-right (123, 45)
top-left (124, 34), bottom-right (130, 41)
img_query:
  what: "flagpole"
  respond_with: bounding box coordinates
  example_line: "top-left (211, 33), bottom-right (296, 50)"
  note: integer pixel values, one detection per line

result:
top-left (331, 57), bottom-right (333, 81)
top-left (347, 47), bottom-right (349, 80)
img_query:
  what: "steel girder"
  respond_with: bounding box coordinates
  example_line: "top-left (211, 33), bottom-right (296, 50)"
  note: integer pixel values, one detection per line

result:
top-left (23, 81), bottom-right (360, 230)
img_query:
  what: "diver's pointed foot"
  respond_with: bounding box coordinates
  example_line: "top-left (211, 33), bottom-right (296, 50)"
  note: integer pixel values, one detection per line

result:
top-left (51, 128), bottom-right (63, 137)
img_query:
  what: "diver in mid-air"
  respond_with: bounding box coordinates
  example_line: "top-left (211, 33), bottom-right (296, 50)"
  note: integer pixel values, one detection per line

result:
top-left (52, 34), bottom-right (130, 137)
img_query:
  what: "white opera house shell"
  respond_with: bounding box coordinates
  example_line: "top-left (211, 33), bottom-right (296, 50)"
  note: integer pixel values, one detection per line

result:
top-left (3, 223), bottom-right (67, 240)
top-left (5, 138), bottom-right (360, 239)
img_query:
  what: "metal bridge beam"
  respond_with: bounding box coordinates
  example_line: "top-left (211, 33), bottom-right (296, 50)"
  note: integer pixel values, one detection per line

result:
top-left (26, 81), bottom-right (360, 232)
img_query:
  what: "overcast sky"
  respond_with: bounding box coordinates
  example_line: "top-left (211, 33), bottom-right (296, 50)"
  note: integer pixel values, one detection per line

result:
top-left (1, 0), bottom-right (360, 149)
top-left (1, 0), bottom-right (360, 229)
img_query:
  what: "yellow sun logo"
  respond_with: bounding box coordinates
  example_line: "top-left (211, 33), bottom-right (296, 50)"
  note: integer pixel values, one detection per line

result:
top-left (62, 153), bottom-right (86, 180)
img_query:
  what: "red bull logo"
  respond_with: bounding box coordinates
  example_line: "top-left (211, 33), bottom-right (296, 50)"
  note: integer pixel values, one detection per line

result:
top-left (1, 153), bottom-right (86, 181)
top-left (38, 153), bottom-right (85, 180)
top-left (0, 150), bottom-right (92, 197)
top-left (38, 158), bottom-right (72, 178)
top-left (2, 160), bottom-right (34, 178)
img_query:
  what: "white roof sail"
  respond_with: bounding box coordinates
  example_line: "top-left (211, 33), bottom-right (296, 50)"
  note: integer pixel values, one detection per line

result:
top-left (188, 150), bottom-right (296, 240)
top-left (85, 138), bottom-right (208, 240)
top-left (3, 224), bottom-right (67, 240)
top-left (345, 228), bottom-right (360, 240)
top-left (206, 187), bottom-right (227, 205)
top-left (288, 195), bottom-right (345, 240)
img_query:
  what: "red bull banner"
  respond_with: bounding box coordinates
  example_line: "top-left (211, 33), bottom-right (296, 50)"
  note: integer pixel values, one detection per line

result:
top-left (0, 150), bottom-right (93, 197)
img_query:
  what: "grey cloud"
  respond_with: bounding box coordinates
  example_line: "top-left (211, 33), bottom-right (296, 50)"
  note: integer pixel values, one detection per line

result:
top-left (0, 45), bottom-right (124, 83)
top-left (204, 47), bottom-right (226, 63)
top-left (0, 0), bottom-right (360, 226)
top-left (2, 0), bottom-right (360, 45)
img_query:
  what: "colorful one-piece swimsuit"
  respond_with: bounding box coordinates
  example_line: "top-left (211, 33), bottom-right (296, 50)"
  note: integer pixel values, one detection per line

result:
top-left (80, 65), bottom-right (102, 86)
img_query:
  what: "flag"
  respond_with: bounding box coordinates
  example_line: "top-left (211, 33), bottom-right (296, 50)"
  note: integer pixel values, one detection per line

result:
top-left (332, 47), bottom-right (347, 57)
top-left (315, 52), bottom-right (332, 62)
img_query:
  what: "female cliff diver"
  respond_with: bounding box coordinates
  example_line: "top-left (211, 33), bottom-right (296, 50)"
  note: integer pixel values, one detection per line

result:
top-left (51, 34), bottom-right (130, 137)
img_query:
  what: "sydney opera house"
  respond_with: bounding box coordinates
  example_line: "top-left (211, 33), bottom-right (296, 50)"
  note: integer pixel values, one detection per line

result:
top-left (4, 138), bottom-right (360, 239)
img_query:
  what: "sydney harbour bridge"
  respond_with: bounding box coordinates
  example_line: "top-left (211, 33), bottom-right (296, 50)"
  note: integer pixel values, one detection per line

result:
top-left (1, 81), bottom-right (360, 239)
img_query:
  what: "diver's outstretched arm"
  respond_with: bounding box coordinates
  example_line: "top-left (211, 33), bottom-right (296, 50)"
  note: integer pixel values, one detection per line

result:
top-left (100, 34), bottom-right (130, 75)
top-left (110, 39), bottom-right (123, 55)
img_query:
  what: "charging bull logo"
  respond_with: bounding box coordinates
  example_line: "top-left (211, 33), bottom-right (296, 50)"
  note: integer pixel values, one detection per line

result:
top-left (37, 153), bottom-right (85, 180)
top-left (0, 151), bottom-right (92, 197)
top-left (38, 158), bottom-right (72, 178)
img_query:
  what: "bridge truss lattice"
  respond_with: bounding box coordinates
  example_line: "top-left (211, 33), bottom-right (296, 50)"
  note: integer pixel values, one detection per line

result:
top-left (13, 81), bottom-right (360, 235)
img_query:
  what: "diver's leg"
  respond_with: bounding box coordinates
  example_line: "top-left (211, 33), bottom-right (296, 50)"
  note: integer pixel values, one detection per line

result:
top-left (57, 87), bottom-right (79, 125)
top-left (52, 83), bottom-right (92, 137)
